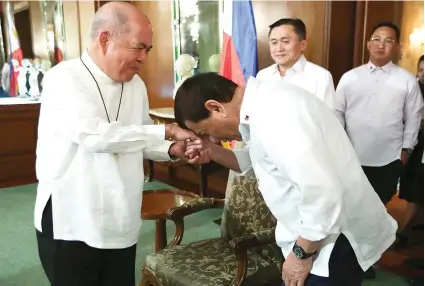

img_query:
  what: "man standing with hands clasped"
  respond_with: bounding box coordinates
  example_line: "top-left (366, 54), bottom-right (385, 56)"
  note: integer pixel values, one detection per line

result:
top-left (174, 72), bottom-right (398, 285)
top-left (335, 23), bottom-right (423, 279)
top-left (34, 2), bottom-right (200, 286)
top-left (335, 22), bottom-right (423, 206)
top-left (257, 18), bottom-right (335, 110)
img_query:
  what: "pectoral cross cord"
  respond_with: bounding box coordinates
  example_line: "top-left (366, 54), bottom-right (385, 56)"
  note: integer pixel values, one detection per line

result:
top-left (80, 58), bottom-right (124, 162)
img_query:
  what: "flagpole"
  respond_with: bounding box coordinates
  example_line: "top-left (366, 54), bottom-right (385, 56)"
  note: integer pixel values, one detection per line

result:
top-left (5, 1), bottom-right (15, 97)
top-left (218, 0), bottom-right (224, 53)
top-left (5, 0), bottom-right (25, 98)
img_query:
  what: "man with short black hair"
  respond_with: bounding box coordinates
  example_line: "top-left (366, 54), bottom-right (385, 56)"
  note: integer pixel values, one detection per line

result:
top-left (256, 18), bottom-right (335, 109)
top-left (174, 72), bottom-right (398, 285)
top-left (335, 23), bottom-right (423, 279)
top-left (335, 21), bottom-right (423, 205)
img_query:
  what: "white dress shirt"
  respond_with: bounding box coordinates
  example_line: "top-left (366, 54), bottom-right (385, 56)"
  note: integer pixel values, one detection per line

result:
top-left (34, 51), bottom-right (173, 249)
top-left (335, 61), bottom-right (424, 167)
top-left (233, 77), bottom-right (397, 277)
top-left (256, 54), bottom-right (335, 109)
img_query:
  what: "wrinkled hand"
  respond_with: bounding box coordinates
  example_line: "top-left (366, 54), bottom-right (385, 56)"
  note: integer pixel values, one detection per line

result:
top-left (184, 137), bottom-right (214, 164)
top-left (168, 124), bottom-right (198, 142)
top-left (282, 252), bottom-right (312, 286)
top-left (169, 139), bottom-right (211, 164)
top-left (168, 141), bottom-right (189, 161)
top-left (401, 151), bottom-right (410, 166)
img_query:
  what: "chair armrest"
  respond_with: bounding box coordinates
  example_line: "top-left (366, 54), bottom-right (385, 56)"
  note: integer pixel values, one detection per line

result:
top-left (142, 189), bottom-right (225, 221)
top-left (229, 228), bottom-right (276, 251)
top-left (167, 198), bottom-right (225, 248)
top-left (229, 228), bottom-right (276, 286)
top-left (142, 190), bottom-right (225, 250)
top-left (168, 198), bottom-right (225, 219)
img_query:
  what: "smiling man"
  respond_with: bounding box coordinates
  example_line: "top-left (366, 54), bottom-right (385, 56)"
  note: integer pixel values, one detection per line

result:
top-left (335, 22), bottom-right (423, 207)
top-left (256, 18), bottom-right (335, 110)
top-left (174, 72), bottom-right (398, 285)
top-left (335, 23), bottom-right (423, 279)
top-left (34, 2), bottom-right (197, 286)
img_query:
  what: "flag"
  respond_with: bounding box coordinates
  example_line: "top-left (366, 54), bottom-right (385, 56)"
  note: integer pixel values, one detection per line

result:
top-left (219, 0), bottom-right (258, 86)
top-left (5, 1), bottom-right (23, 97)
top-left (53, 5), bottom-right (64, 63)
top-left (219, 0), bottom-right (258, 149)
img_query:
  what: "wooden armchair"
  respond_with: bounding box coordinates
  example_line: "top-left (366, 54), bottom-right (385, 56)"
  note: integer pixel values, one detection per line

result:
top-left (140, 175), bottom-right (283, 286)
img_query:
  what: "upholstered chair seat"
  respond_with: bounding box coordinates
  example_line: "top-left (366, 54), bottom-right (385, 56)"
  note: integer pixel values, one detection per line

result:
top-left (140, 174), bottom-right (284, 286)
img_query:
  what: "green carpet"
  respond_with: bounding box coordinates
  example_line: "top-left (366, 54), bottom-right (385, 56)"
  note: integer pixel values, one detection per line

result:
top-left (0, 183), bottom-right (411, 286)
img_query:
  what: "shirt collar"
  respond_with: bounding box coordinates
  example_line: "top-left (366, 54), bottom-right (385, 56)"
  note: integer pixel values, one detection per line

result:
top-left (240, 77), bottom-right (261, 125)
top-left (367, 61), bottom-right (394, 74)
top-left (81, 50), bottom-right (117, 84)
top-left (272, 54), bottom-right (307, 76)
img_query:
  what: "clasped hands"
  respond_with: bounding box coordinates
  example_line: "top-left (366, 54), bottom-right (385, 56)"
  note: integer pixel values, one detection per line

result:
top-left (168, 126), bottom-right (213, 164)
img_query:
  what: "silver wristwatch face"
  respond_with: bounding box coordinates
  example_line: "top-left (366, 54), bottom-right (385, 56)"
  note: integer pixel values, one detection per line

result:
top-left (293, 246), bottom-right (304, 259)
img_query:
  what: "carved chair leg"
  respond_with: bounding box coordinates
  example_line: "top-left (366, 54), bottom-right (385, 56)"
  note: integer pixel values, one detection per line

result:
top-left (140, 273), bottom-right (148, 286)
top-left (198, 164), bottom-right (208, 197)
top-left (234, 250), bottom-right (248, 286)
top-left (155, 219), bottom-right (167, 252)
top-left (169, 218), bottom-right (184, 247)
top-left (140, 265), bottom-right (163, 286)
top-left (168, 166), bottom-right (175, 179)
top-left (145, 159), bottom-right (154, 182)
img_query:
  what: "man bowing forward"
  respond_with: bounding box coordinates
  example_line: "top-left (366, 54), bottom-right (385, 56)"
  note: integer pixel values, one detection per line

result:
top-left (175, 73), bottom-right (397, 286)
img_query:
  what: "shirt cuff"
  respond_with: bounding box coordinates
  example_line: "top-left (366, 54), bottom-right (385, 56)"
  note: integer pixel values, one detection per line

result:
top-left (143, 140), bottom-right (174, 162)
top-left (143, 125), bottom-right (166, 142)
top-left (402, 142), bottom-right (415, 150)
top-left (232, 148), bottom-right (254, 175)
top-left (298, 227), bottom-right (329, 242)
top-left (298, 219), bottom-right (341, 242)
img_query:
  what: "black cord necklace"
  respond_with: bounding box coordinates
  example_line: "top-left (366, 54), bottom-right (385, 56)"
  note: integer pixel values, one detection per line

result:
top-left (80, 58), bottom-right (124, 123)
top-left (80, 57), bottom-right (124, 162)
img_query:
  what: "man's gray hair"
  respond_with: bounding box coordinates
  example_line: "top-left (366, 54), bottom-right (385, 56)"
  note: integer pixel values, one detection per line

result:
top-left (89, 8), bottom-right (129, 41)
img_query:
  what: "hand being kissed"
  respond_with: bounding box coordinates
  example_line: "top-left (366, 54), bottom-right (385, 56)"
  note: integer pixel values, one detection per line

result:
top-left (168, 136), bottom-right (213, 164)
top-left (184, 137), bottom-right (213, 164)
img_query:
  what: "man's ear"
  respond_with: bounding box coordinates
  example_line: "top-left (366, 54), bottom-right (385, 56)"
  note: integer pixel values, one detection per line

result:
top-left (300, 39), bottom-right (307, 52)
top-left (393, 43), bottom-right (401, 54)
top-left (366, 40), bottom-right (371, 52)
top-left (99, 31), bottom-right (110, 54)
top-left (205, 100), bottom-right (225, 114)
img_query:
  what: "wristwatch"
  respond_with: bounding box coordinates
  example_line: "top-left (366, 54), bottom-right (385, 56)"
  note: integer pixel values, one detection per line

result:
top-left (292, 242), bottom-right (317, 259)
top-left (402, 148), bottom-right (413, 155)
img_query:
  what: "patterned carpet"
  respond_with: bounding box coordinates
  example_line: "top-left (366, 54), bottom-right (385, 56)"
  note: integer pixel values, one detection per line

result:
top-left (0, 183), bottom-right (413, 286)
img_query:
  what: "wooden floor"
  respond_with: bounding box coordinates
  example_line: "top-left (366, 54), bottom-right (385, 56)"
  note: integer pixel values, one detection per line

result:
top-left (149, 160), bottom-right (424, 280)
top-left (381, 196), bottom-right (424, 279)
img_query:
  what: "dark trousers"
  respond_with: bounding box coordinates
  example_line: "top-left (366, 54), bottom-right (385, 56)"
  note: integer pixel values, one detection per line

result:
top-left (399, 131), bottom-right (424, 204)
top-left (362, 160), bottom-right (403, 205)
top-left (36, 198), bottom-right (137, 286)
top-left (282, 235), bottom-right (364, 286)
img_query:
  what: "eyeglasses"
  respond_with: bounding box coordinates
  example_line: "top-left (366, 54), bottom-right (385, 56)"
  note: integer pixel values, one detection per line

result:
top-left (370, 37), bottom-right (397, 45)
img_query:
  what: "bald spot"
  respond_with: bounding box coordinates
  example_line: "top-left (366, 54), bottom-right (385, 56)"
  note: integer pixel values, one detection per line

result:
top-left (89, 1), bottom-right (151, 41)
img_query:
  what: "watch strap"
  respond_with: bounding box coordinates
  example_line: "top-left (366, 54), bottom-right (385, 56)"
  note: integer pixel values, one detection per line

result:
top-left (293, 242), bottom-right (317, 259)
top-left (302, 251), bottom-right (317, 259)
